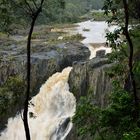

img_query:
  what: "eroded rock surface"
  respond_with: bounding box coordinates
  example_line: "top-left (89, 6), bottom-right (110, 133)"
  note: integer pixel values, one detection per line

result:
top-left (69, 57), bottom-right (113, 107)
top-left (0, 42), bottom-right (90, 131)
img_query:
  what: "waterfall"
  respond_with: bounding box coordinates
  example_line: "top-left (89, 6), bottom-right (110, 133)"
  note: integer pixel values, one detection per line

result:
top-left (0, 20), bottom-right (118, 140)
top-left (0, 67), bottom-right (76, 140)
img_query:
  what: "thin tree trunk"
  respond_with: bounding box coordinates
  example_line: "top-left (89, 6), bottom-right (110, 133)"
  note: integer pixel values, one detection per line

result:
top-left (23, 6), bottom-right (42, 140)
top-left (122, 0), bottom-right (139, 118)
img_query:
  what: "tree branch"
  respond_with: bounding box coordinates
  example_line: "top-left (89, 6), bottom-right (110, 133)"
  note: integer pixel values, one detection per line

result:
top-left (24, 0), bottom-right (34, 14)
top-left (23, 1), bottom-right (45, 140)
top-left (32, 0), bottom-right (38, 10)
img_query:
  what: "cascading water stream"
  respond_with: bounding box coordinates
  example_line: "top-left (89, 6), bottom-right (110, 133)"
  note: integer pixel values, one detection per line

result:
top-left (0, 67), bottom-right (76, 140)
top-left (0, 20), bottom-right (117, 140)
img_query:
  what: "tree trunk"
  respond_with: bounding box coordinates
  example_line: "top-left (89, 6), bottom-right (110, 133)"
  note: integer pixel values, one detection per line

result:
top-left (23, 7), bottom-right (42, 140)
top-left (122, 0), bottom-right (139, 119)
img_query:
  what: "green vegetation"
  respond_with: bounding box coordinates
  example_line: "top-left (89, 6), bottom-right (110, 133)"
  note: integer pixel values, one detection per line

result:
top-left (80, 10), bottom-right (112, 21)
top-left (74, 79), bottom-right (140, 140)
top-left (0, 32), bottom-right (8, 38)
top-left (73, 0), bottom-right (140, 140)
top-left (91, 11), bottom-right (112, 21)
top-left (48, 33), bottom-right (85, 45)
top-left (0, 0), bottom-right (105, 34)
top-left (62, 34), bottom-right (85, 41)
top-left (0, 75), bottom-right (25, 118)
top-left (0, 0), bottom-right (140, 139)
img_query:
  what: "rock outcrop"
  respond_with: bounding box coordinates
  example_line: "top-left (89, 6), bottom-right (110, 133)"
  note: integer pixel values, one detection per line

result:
top-left (67, 57), bottom-right (113, 140)
top-left (0, 42), bottom-right (90, 92)
top-left (68, 57), bottom-right (113, 107)
top-left (96, 49), bottom-right (106, 58)
top-left (0, 42), bottom-right (90, 130)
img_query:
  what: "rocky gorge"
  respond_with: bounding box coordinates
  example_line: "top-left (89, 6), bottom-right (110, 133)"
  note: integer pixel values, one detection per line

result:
top-left (69, 57), bottom-right (112, 106)
top-left (0, 41), bottom-right (90, 131)
top-left (0, 21), bottom-right (115, 139)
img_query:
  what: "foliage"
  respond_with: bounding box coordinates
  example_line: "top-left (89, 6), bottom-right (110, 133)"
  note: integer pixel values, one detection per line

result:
top-left (73, 96), bottom-right (102, 138)
top-left (0, 76), bottom-right (25, 117)
top-left (47, 33), bottom-right (85, 45)
top-left (103, 0), bottom-right (140, 20)
top-left (73, 78), bottom-right (140, 139)
top-left (0, 0), bottom-right (15, 33)
top-left (0, 0), bottom-right (106, 34)
top-left (91, 11), bottom-right (112, 21)
top-left (101, 81), bottom-right (136, 139)
top-left (73, 1), bottom-right (140, 140)
top-left (38, 0), bottom-right (105, 23)
top-left (62, 34), bottom-right (85, 41)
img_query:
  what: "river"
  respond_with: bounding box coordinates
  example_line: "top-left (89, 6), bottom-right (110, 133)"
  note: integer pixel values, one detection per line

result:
top-left (0, 21), bottom-right (117, 140)
top-left (67, 20), bottom-right (117, 59)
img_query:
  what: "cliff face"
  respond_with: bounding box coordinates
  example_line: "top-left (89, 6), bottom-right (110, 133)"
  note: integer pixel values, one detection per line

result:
top-left (0, 42), bottom-right (90, 92)
top-left (68, 57), bottom-right (113, 107)
top-left (0, 42), bottom-right (90, 130)
top-left (67, 57), bottom-right (113, 140)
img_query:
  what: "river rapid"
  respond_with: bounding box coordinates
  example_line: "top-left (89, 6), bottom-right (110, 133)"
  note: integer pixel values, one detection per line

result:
top-left (67, 20), bottom-right (117, 59)
top-left (0, 21), bottom-right (117, 140)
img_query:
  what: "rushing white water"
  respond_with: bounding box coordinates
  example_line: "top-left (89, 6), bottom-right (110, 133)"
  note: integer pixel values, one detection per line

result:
top-left (77, 21), bottom-right (109, 43)
top-left (0, 67), bottom-right (76, 140)
top-left (68, 20), bottom-right (117, 59)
